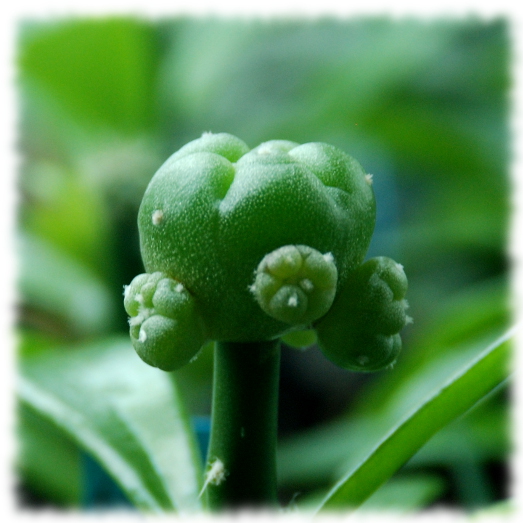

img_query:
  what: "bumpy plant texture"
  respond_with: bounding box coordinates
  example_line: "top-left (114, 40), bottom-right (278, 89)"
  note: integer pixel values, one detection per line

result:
top-left (123, 272), bottom-right (205, 371)
top-left (316, 257), bottom-right (410, 371)
top-left (125, 132), bottom-right (409, 371)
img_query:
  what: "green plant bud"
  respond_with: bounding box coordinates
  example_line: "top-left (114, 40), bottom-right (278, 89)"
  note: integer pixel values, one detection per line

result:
top-left (315, 257), bottom-right (409, 371)
top-left (251, 245), bottom-right (338, 326)
top-left (244, 139), bottom-right (300, 159)
top-left (281, 329), bottom-right (318, 349)
top-left (165, 131), bottom-right (250, 164)
top-left (320, 332), bottom-right (403, 372)
top-left (137, 132), bottom-right (375, 343)
top-left (124, 272), bottom-right (206, 371)
top-left (123, 272), bottom-right (163, 317)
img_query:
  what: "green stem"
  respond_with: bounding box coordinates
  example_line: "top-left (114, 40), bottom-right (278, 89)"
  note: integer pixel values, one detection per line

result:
top-left (205, 339), bottom-right (281, 510)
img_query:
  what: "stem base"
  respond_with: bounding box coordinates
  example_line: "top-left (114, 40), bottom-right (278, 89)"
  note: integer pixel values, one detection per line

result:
top-left (205, 339), bottom-right (280, 510)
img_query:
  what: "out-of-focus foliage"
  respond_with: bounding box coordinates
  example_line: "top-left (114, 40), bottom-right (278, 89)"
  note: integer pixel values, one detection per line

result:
top-left (15, 16), bottom-right (512, 513)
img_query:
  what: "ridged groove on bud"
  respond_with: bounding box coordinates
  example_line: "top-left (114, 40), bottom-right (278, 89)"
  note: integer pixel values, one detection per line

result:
top-left (250, 245), bottom-right (338, 326)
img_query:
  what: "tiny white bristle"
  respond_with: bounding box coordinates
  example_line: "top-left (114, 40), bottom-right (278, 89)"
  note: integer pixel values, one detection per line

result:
top-left (287, 295), bottom-right (298, 308)
top-left (129, 315), bottom-right (142, 327)
top-left (138, 329), bottom-right (147, 343)
top-left (323, 252), bottom-right (334, 264)
top-left (202, 131), bottom-right (213, 137)
top-left (248, 283), bottom-right (257, 294)
top-left (135, 293), bottom-right (144, 305)
top-left (365, 173), bottom-right (373, 186)
top-left (405, 315), bottom-right (414, 325)
top-left (123, 285), bottom-right (130, 298)
top-left (152, 210), bottom-right (164, 225)
top-left (299, 279), bottom-right (314, 292)
top-left (199, 458), bottom-right (227, 498)
top-left (395, 262), bottom-right (404, 271)
top-left (175, 283), bottom-right (184, 293)
top-left (257, 144), bottom-right (273, 155)
top-left (357, 355), bottom-right (370, 366)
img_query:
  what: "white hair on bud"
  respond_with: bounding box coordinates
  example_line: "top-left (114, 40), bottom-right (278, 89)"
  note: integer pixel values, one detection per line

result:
top-left (135, 293), bottom-right (144, 305)
top-left (323, 252), bottom-right (334, 264)
top-left (152, 210), bottom-right (164, 226)
top-left (299, 278), bottom-right (314, 292)
top-left (287, 294), bottom-right (298, 308)
top-left (357, 355), bottom-right (370, 366)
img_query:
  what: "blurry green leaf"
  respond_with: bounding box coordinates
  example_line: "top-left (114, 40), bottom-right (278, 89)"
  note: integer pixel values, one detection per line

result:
top-left (277, 348), bottom-right (507, 491)
top-left (471, 500), bottom-right (514, 518)
top-left (359, 276), bottom-right (510, 416)
top-left (358, 473), bottom-right (445, 512)
top-left (17, 405), bottom-right (82, 507)
top-left (368, 97), bottom-right (508, 187)
top-left (409, 392), bottom-right (509, 468)
top-left (278, 279), bottom-right (509, 490)
top-left (315, 327), bottom-right (513, 512)
top-left (18, 337), bottom-right (202, 513)
top-left (18, 233), bottom-right (117, 336)
top-left (277, 412), bottom-right (374, 489)
top-left (294, 473), bottom-right (444, 513)
top-left (159, 19), bottom-right (506, 153)
top-left (161, 20), bottom-right (457, 138)
top-left (20, 161), bottom-right (114, 280)
top-left (18, 18), bottom-right (159, 134)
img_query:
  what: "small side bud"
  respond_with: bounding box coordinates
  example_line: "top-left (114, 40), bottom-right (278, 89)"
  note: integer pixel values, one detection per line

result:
top-left (281, 329), bottom-right (318, 349)
top-left (251, 245), bottom-right (338, 326)
top-left (316, 257), bottom-right (409, 372)
top-left (124, 272), bottom-right (207, 371)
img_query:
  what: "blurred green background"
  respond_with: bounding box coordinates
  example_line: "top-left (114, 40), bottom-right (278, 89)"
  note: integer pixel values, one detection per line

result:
top-left (16, 16), bottom-right (511, 512)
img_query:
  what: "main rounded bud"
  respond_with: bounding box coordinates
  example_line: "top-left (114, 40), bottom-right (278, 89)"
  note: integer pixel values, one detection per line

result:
top-left (136, 132), bottom-right (376, 343)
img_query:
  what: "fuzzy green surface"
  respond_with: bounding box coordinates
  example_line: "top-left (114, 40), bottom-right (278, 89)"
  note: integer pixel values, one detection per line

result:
top-left (316, 257), bottom-right (409, 371)
top-left (251, 245), bottom-right (338, 326)
top-left (124, 272), bottom-right (205, 371)
top-left (138, 133), bottom-right (375, 342)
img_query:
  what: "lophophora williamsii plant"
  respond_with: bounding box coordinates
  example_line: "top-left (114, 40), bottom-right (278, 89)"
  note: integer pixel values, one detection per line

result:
top-left (124, 132), bottom-right (410, 510)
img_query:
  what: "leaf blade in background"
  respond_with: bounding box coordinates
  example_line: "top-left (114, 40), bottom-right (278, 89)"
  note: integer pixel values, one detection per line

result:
top-left (315, 327), bottom-right (514, 513)
top-left (17, 404), bottom-right (83, 507)
top-left (357, 473), bottom-right (445, 513)
top-left (277, 278), bottom-right (509, 492)
top-left (18, 233), bottom-right (117, 337)
top-left (18, 337), bottom-right (203, 513)
top-left (18, 18), bottom-right (159, 135)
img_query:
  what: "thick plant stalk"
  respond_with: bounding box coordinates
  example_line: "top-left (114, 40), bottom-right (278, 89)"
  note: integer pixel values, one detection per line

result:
top-left (204, 339), bottom-right (281, 510)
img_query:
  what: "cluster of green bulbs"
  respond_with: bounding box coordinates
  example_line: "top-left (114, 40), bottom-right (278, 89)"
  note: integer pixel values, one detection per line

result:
top-left (124, 132), bottom-right (410, 373)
